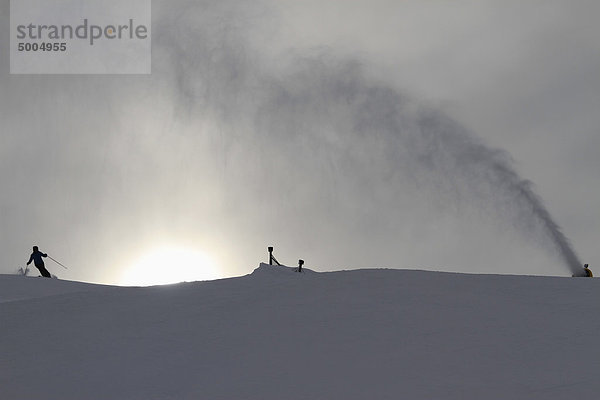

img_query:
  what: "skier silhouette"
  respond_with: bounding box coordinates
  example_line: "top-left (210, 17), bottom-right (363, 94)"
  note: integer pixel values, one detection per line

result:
top-left (27, 246), bottom-right (51, 278)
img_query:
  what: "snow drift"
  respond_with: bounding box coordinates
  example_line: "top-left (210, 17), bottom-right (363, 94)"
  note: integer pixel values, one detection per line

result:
top-left (1, 264), bottom-right (598, 400)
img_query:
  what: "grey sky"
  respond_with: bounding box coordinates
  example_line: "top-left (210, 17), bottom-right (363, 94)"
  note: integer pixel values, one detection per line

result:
top-left (1, 0), bottom-right (598, 284)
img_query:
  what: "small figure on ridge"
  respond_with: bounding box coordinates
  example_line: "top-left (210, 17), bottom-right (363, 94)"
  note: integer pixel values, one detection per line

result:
top-left (27, 246), bottom-right (51, 278)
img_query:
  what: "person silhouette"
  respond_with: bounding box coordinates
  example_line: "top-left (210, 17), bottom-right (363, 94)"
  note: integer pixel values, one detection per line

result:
top-left (27, 246), bottom-right (51, 278)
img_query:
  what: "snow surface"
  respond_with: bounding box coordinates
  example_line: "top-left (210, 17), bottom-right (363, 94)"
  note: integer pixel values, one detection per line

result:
top-left (1, 264), bottom-right (599, 400)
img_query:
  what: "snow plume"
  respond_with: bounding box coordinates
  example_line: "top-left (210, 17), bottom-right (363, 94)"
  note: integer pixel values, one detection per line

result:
top-left (150, 1), bottom-right (582, 275)
top-left (413, 110), bottom-right (583, 276)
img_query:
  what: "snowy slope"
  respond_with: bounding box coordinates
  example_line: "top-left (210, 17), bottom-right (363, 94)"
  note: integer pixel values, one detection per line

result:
top-left (1, 264), bottom-right (599, 400)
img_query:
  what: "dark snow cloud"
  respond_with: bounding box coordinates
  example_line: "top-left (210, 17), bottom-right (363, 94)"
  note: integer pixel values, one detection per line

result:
top-left (1, 0), bottom-right (598, 283)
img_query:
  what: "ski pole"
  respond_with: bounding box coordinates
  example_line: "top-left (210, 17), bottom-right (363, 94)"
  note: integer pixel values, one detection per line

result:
top-left (48, 256), bottom-right (69, 270)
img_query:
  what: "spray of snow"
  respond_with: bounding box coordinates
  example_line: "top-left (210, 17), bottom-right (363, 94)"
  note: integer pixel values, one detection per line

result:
top-left (151, 1), bottom-right (583, 275)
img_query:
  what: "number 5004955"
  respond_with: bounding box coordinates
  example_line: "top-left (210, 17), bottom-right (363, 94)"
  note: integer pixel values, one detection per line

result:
top-left (17, 42), bottom-right (67, 51)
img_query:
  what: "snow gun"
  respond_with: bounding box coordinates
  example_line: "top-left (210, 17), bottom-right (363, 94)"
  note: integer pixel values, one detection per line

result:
top-left (573, 264), bottom-right (593, 277)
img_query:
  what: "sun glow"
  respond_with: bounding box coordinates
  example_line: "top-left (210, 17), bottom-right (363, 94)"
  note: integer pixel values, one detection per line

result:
top-left (120, 246), bottom-right (220, 286)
